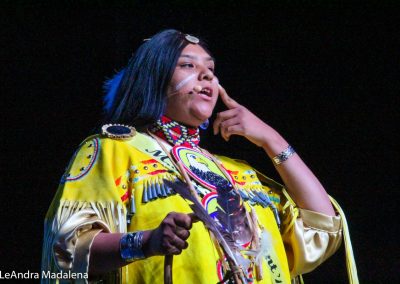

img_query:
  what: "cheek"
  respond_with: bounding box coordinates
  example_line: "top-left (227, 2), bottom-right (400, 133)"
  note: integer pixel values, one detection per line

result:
top-left (166, 90), bottom-right (190, 111)
top-left (174, 74), bottom-right (197, 92)
top-left (168, 73), bottom-right (198, 96)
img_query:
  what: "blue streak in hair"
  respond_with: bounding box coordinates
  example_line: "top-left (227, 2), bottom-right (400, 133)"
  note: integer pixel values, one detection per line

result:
top-left (103, 69), bottom-right (125, 113)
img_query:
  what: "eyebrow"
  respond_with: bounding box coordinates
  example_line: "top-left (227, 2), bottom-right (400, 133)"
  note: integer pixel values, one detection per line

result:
top-left (179, 54), bottom-right (215, 62)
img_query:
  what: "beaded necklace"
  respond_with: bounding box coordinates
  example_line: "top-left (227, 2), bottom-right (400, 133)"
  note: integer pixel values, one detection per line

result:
top-left (148, 116), bottom-right (200, 148)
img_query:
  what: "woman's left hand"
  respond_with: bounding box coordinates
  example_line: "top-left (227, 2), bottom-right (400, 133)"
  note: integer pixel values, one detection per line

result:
top-left (213, 85), bottom-right (277, 147)
top-left (213, 85), bottom-right (335, 216)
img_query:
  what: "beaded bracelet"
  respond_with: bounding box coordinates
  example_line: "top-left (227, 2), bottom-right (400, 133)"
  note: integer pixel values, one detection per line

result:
top-left (272, 145), bottom-right (296, 165)
top-left (120, 231), bottom-right (145, 262)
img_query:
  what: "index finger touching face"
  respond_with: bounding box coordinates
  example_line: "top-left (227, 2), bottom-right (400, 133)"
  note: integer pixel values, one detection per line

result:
top-left (218, 84), bottom-right (240, 109)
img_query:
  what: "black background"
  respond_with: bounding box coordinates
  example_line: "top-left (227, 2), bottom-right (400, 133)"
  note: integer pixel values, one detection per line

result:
top-left (1, 1), bottom-right (398, 283)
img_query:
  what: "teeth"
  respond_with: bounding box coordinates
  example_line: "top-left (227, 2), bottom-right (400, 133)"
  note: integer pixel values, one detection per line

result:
top-left (194, 86), bottom-right (211, 96)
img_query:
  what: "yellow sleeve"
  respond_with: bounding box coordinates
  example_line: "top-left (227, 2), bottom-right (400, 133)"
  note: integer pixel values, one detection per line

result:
top-left (52, 208), bottom-right (111, 273)
top-left (279, 191), bottom-right (342, 277)
top-left (42, 136), bottom-right (131, 280)
top-left (280, 190), bottom-right (359, 283)
top-left (220, 157), bottom-right (350, 280)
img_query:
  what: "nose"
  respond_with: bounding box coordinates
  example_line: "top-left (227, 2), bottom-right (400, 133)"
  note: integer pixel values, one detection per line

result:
top-left (199, 67), bottom-right (214, 81)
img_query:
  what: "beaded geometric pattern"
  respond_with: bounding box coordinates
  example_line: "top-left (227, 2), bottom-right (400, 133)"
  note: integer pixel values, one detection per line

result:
top-left (149, 116), bottom-right (200, 148)
top-left (61, 138), bottom-right (100, 183)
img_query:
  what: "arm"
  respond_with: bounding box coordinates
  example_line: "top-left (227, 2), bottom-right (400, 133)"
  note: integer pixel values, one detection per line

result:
top-left (89, 212), bottom-right (196, 275)
top-left (213, 85), bottom-right (335, 216)
top-left (46, 137), bottom-right (197, 277)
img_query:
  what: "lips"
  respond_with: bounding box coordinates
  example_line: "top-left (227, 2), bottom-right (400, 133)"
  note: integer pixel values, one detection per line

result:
top-left (200, 87), bottom-right (212, 96)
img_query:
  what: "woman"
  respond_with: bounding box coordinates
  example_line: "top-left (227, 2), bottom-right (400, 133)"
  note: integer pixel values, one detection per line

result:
top-left (42, 29), bottom-right (356, 283)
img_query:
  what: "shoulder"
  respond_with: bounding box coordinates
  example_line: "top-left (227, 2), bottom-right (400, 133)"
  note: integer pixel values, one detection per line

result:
top-left (79, 124), bottom-right (156, 152)
top-left (72, 124), bottom-right (137, 148)
top-left (78, 125), bottom-right (166, 162)
top-left (61, 125), bottom-right (151, 182)
top-left (101, 124), bottom-right (136, 140)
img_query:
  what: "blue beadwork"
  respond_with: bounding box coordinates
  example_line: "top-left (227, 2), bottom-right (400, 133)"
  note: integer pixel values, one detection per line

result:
top-left (189, 165), bottom-right (229, 189)
top-left (199, 119), bottom-right (209, 130)
top-left (120, 232), bottom-right (145, 261)
top-left (107, 125), bottom-right (131, 135)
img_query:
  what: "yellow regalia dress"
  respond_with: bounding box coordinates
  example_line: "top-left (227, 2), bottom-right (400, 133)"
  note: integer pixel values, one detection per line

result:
top-left (41, 119), bottom-right (357, 284)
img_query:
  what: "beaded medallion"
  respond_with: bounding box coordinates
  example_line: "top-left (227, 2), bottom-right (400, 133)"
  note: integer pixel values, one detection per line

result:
top-left (171, 145), bottom-right (234, 191)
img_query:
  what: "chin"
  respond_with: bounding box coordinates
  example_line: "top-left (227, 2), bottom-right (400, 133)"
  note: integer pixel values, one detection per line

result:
top-left (181, 115), bottom-right (209, 128)
top-left (193, 105), bottom-right (214, 118)
top-left (192, 111), bottom-right (213, 126)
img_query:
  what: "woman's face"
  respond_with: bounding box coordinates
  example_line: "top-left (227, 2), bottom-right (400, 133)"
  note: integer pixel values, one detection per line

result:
top-left (165, 44), bottom-right (219, 127)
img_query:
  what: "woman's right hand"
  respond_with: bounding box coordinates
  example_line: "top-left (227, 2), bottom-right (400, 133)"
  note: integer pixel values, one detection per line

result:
top-left (142, 212), bottom-right (198, 257)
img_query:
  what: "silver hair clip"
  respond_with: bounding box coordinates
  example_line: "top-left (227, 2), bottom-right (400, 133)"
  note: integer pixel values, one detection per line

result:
top-left (142, 34), bottom-right (199, 43)
top-left (185, 34), bottom-right (199, 44)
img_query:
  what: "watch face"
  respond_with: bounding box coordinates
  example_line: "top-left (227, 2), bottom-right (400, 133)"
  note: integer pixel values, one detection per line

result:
top-left (171, 145), bottom-right (233, 191)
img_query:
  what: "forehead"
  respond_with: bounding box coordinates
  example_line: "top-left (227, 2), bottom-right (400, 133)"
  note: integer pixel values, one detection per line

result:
top-left (179, 44), bottom-right (213, 62)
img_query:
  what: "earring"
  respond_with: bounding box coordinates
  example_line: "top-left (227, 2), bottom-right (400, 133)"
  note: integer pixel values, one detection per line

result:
top-left (199, 119), bottom-right (209, 130)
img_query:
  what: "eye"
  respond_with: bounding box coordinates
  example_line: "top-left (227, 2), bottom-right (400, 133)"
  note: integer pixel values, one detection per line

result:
top-left (180, 63), bottom-right (195, 68)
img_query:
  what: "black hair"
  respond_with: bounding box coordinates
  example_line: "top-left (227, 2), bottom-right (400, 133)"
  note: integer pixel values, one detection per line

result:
top-left (103, 29), bottom-right (211, 129)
